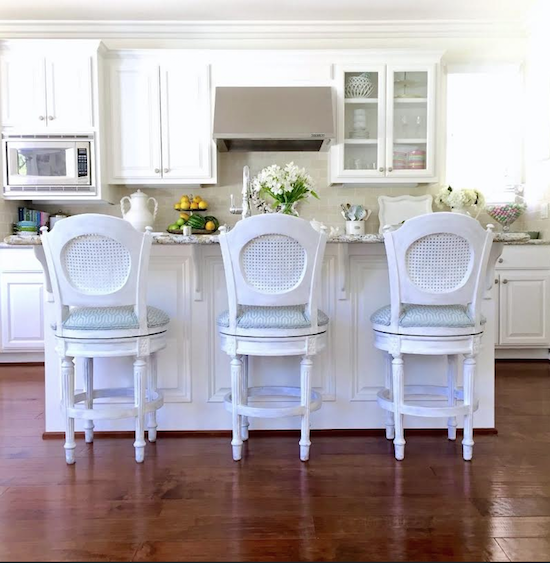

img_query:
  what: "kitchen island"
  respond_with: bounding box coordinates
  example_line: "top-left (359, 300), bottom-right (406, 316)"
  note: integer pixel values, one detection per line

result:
top-left (5, 231), bottom-right (527, 434)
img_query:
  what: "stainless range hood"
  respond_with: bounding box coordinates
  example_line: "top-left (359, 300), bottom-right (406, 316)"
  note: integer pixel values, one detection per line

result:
top-left (213, 86), bottom-right (335, 152)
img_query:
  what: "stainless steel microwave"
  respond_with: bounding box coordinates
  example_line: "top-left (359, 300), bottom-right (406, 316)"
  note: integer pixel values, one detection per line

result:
top-left (3, 134), bottom-right (95, 196)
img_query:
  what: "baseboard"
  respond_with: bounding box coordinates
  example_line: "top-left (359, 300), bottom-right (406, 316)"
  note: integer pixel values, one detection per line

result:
top-left (0, 353), bottom-right (44, 363)
top-left (495, 348), bottom-right (550, 360)
top-left (42, 428), bottom-right (498, 440)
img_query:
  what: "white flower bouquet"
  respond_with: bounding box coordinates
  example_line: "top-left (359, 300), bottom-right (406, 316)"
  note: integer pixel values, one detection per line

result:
top-left (435, 186), bottom-right (485, 214)
top-left (251, 162), bottom-right (319, 216)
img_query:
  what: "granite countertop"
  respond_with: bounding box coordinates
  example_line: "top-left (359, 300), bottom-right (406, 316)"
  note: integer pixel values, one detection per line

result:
top-left (4, 232), bottom-right (533, 246)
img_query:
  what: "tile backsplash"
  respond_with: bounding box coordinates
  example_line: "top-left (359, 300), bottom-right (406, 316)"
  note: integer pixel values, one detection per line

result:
top-left (1, 151), bottom-right (545, 238)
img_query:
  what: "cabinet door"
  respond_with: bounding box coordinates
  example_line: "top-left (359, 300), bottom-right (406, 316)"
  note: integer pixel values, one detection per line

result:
top-left (0, 56), bottom-right (47, 128)
top-left (385, 64), bottom-right (436, 179)
top-left (331, 65), bottom-right (386, 183)
top-left (0, 272), bottom-right (44, 350)
top-left (108, 61), bottom-right (162, 182)
top-left (160, 63), bottom-right (212, 181)
top-left (45, 55), bottom-right (93, 129)
top-left (499, 270), bottom-right (550, 346)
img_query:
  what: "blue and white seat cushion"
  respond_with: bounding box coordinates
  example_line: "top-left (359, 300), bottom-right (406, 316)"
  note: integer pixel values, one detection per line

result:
top-left (62, 305), bottom-right (170, 331)
top-left (371, 304), bottom-right (486, 329)
top-left (217, 305), bottom-right (329, 331)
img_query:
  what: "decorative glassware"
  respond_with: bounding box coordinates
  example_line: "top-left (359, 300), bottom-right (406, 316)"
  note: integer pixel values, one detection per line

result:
top-left (485, 203), bottom-right (526, 232)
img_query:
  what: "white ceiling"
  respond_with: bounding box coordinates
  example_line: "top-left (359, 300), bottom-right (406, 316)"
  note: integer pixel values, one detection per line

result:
top-left (0, 0), bottom-right (539, 22)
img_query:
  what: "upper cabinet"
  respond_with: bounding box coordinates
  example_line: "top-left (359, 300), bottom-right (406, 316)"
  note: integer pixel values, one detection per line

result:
top-left (108, 57), bottom-right (216, 185)
top-left (331, 59), bottom-right (438, 184)
top-left (0, 53), bottom-right (93, 131)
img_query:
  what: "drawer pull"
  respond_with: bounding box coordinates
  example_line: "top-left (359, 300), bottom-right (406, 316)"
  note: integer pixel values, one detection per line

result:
top-left (498, 258), bottom-right (504, 263)
top-left (502, 279), bottom-right (508, 284)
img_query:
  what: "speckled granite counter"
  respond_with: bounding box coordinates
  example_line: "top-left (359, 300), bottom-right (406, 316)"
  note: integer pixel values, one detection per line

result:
top-left (3, 231), bottom-right (532, 246)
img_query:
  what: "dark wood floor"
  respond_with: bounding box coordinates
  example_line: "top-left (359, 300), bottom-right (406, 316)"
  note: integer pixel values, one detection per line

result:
top-left (0, 362), bottom-right (549, 562)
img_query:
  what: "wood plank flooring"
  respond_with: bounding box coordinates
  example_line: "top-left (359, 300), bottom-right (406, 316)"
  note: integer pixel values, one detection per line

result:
top-left (0, 361), bottom-right (549, 562)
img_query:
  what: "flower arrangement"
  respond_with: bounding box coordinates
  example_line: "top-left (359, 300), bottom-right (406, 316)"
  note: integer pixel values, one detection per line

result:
top-left (435, 186), bottom-right (485, 213)
top-left (251, 162), bottom-right (318, 216)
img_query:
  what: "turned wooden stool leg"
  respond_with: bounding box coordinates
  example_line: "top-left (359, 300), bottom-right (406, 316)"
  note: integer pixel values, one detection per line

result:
top-left (147, 354), bottom-right (159, 443)
top-left (133, 357), bottom-right (147, 463)
top-left (447, 355), bottom-right (458, 441)
top-left (241, 355), bottom-right (249, 441)
top-left (61, 357), bottom-right (76, 465)
top-left (392, 354), bottom-right (406, 461)
top-left (83, 358), bottom-right (94, 444)
top-left (462, 354), bottom-right (476, 461)
top-left (231, 356), bottom-right (243, 461)
top-left (385, 353), bottom-right (395, 440)
top-left (299, 355), bottom-right (313, 462)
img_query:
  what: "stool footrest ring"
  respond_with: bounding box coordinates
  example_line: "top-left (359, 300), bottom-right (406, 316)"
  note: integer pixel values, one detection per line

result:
top-left (224, 386), bottom-right (322, 419)
top-left (377, 385), bottom-right (479, 418)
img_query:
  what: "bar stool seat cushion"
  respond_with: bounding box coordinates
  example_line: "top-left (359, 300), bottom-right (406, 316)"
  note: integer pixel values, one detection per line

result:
top-left (217, 305), bottom-right (329, 331)
top-left (371, 304), bottom-right (486, 329)
top-left (62, 305), bottom-right (170, 331)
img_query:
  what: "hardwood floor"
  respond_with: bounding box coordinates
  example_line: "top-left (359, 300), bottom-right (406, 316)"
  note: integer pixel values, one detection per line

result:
top-left (0, 361), bottom-right (549, 562)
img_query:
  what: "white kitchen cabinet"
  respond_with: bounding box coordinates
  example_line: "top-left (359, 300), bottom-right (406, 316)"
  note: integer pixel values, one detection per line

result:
top-left (0, 53), bottom-right (93, 131)
top-left (45, 55), bottom-right (93, 130)
top-left (331, 59), bottom-right (438, 184)
top-left (160, 63), bottom-right (212, 181)
top-left (495, 245), bottom-right (550, 351)
top-left (0, 249), bottom-right (45, 353)
top-left (108, 61), bottom-right (163, 181)
top-left (108, 58), bottom-right (215, 185)
top-left (498, 270), bottom-right (550, 347)
top-left (0, 55), bottom-right (46, 128)
top-left (0, 272), bottom-right (44, 351)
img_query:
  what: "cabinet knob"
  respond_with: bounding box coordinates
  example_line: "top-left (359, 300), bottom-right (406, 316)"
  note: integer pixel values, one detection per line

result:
top-left (378, 167), bottom-right (385, 172)
top-left (388, 166), bottom-right (393, 172)
top-left (498, 258), bottom-right (504, 263)
top-left (48, 116), bottom-right (54, 121)
top-left (494, 279), bottom-right (499, 284)
top-left (154, 168), bottom-right (160, 174)
top-left (163, 168), bottom-right (170, 173)
top-left (502, 279), bottom-right (508, 284)
top-left (39, 116), bottom-right (45, 120)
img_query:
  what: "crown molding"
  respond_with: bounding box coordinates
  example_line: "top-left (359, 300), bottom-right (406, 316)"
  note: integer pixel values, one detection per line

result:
top-left (0, 19), bottom-right (526, 41)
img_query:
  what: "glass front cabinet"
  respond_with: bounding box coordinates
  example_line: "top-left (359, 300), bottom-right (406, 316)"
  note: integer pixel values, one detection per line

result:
top-left (331, 61), bottom-right (438, 184)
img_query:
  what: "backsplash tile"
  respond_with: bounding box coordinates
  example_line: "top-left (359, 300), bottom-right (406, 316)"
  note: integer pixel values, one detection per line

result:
top-left (6, 151), bottom-right (546, 238)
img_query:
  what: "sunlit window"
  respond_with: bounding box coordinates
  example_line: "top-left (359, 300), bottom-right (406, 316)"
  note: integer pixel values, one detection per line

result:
top-left (446, 68), bottom-right (524, 203)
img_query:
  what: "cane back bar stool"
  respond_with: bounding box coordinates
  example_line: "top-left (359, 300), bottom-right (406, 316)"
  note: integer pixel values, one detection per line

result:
top-left (370, 212), bottom-right (494, 461)
top-left (41, 214), bottom-right (169, 464)
top-left (217, 214), bottom-right (329, 462)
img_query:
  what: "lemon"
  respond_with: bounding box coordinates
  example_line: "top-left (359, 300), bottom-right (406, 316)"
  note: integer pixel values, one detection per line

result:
top-left (174, 203), bottom-right (181, 210)
top-left (179, 212), bottom-right (190, 221)
top-left (190, 202), bottom-right (199, 210)
top-left (205, 221), bottom-right (216, 231)
top-left (180, 201), bottom-right (191, 211)
top-left (193, 195), bottom-right (202, 203)
top-left (180, 195), bottom-right (190, 203)
top-left (198, 201), bottom-right (208, 210)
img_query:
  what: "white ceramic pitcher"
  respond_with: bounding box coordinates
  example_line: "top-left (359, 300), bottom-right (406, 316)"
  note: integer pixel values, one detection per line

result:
top-left (120, 190), bottom-right (158, 232)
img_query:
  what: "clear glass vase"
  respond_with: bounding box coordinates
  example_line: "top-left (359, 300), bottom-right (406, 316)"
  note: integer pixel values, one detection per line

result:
top-left (279, 202), bottom-right (299, 217)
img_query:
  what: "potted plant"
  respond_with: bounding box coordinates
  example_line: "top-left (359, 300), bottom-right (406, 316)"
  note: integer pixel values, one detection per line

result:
top-left (435, 186), bottom-right (485, 217)
top-left (251, 162), bottom-right (318, 216)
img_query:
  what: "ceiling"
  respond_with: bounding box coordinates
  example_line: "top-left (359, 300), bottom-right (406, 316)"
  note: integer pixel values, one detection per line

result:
top-left (0, 0), bottom-right (539, 22)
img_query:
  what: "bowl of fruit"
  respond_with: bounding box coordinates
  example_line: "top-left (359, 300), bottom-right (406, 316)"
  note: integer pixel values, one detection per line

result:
top-left (168, 194), bottom-right (220, 235)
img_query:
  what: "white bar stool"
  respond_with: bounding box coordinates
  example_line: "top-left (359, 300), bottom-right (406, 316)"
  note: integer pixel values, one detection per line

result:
top-left (41, 214), bottom-right (169, 464)
top-left (217, 214), bottom-right (329, 462)
top-left (370, 212), bottom-right (494, 461)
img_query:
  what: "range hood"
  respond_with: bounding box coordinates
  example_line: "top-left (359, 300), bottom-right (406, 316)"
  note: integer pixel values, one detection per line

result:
top-left (213, 86), bottom-right (335, 152)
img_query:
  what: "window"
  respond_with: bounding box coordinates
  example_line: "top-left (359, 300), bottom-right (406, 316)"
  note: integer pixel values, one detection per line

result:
top-left (446, 66), bottom-right (524, 203)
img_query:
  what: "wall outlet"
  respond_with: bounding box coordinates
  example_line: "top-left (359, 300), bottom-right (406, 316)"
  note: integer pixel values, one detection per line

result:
top-left (541, 203), bottom-right (549, 220)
